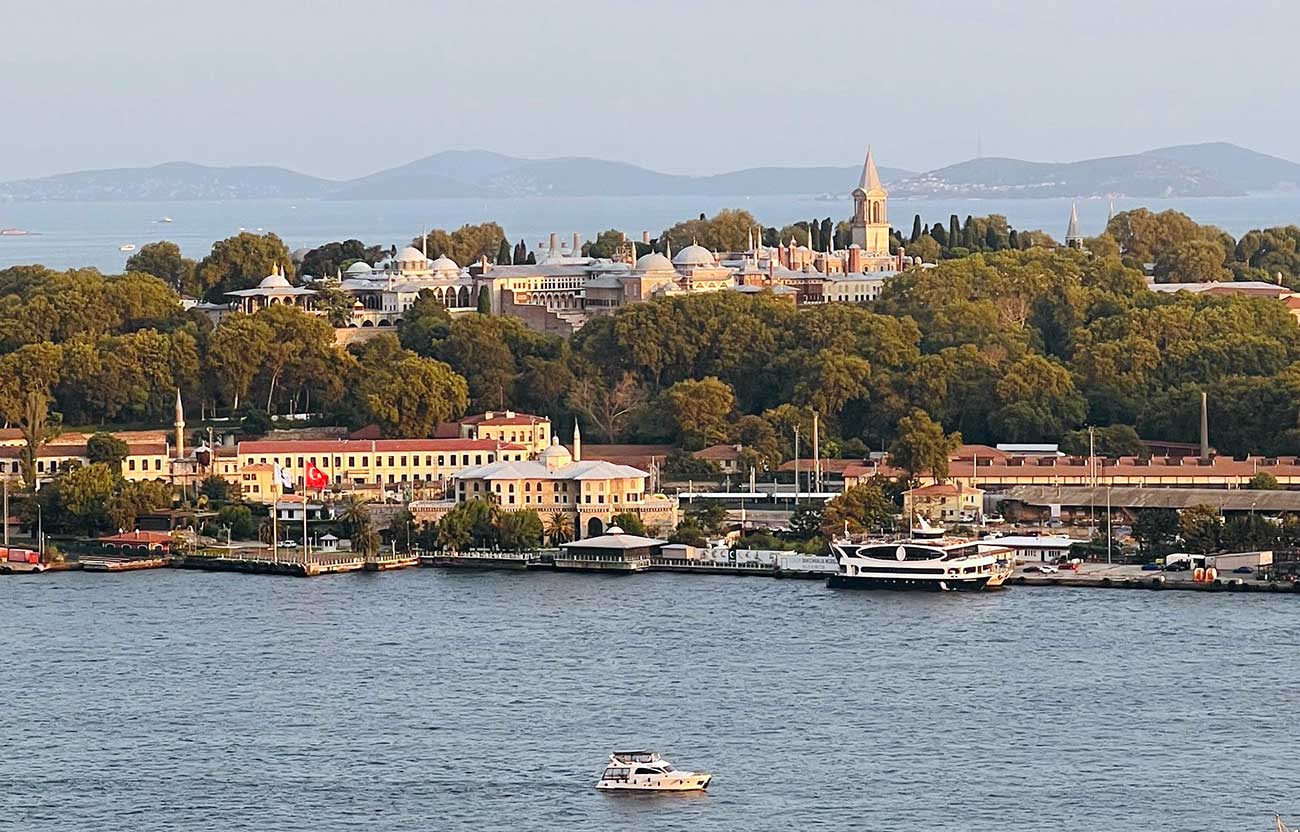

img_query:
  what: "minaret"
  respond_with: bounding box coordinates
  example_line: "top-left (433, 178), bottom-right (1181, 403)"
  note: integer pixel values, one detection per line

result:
top-left (174, 388), bottom-right (185, 459)
top-left (1065, 202), bottom-right (1084, 250)
top-left (572, 420), bottom-right (582, 462)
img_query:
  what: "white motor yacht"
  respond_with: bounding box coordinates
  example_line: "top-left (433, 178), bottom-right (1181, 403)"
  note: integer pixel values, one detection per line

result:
top-left (595, 751), bottom-right (711, 792)
top-left (829, 539), bottom-right (1014, 592)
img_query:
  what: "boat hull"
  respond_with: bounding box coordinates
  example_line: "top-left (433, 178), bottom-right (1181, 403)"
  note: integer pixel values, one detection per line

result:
top-left (828, 574), bottom-right (994, 592)
top-left (597, 774), bottom-right (711, 792)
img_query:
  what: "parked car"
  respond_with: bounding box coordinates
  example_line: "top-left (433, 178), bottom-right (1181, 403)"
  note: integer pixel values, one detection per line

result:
top-left (1024, 564), bottom-right (1059, 574)
top-left (1233, 566), bottom-right (1254, 574)
top-left (984, 514), bottom-right (1006, 525)
top-left (1140, 563), bottom-right (1162, 571)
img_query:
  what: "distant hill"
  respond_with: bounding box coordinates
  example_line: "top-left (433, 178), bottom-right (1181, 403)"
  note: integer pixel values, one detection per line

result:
top-left (328, 152), bottom-right (914, 200)
top-left (3, 143), bottom-right (1296, 201)
top-left (0, 161), bottom-right (334, 201)
top-left (890, 142), bottom-right (1300, 199)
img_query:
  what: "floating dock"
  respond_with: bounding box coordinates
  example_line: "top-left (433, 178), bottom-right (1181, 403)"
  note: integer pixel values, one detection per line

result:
top-left (1011, 573), bottom-right (1300, 594)
top-left (176, 551), bottom-right (366, 577)
top-left (80, 556), bottom-right (169, 572)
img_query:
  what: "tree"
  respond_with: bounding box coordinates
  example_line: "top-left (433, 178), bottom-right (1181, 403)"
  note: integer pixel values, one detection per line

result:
top-left (821, 482), bottom-right (895, 537)
top-left (1247, 472), bottom-right (1279, 490)
top-left (477, 285), bottom-right (491, 314)
top-left (352, 522), bottom-right (382, 558)
top-left (663, 377), bottom-right (736, 450)
top-left (566, 371), bottom-right (647, 443)
top-left (1060, 425), bottom-right (1145, 458)
top-left (889, 410), bottom-right (960, 482)
top-left (1152, 239), bottom-right (1231, 283)
top-left (992, 355), bottom-right (1086, 442)
top-left (126, 241), bottom-right (196, 293)
top-left (609, 512), bottom-right (647, 536)
top-left (201, 474), bottom-right (231, 503)
top-left (217, 504), bottom-right (257, 539)
top-left (298, 239), bottom-right (385, 279)
top-left (910, 214), bottom-right (922, 243)
top-left (354, 336), bottom-right (468, 437)
top-left (59, 463), bottom-right (119, 534)
top-left (86, 432), bottom-right (130, 472)
top-left (106, 479), bottom-right (172, 531)
top-left (496, 238), bottom-right (513, 265)
top-left (686, 503), bottom-right (727, 535)
top-left (437, 499), bottom-right (496, 550)
top-left (18, 391), bottom-right (60, 489)
top-left (1179, 504), bottom-right (1222, 554)
top-left (789, 503), bottom-right (824, 540)
top-left (545, 511), bottom-right (573, 545)
top-left (668, 522), bottom-right (707, 547)
top-left (194, 232), bottom-right (294, 300)
top-left (207, 313), bottom-right (274, 411)
top-left (336, 493), bottom-right (371, 535)
top-left (397, 291), bottom-right (453, 355)
top-left (587, 229), bottom-right (628, 259)
top-left (498, 510), bottom-right (543, 551)
top-left (1133, 508), bottom-right (1179, 556)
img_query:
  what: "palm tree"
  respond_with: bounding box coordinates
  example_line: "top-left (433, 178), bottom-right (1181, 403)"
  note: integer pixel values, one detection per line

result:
top-left (258, 517), bottom-right (274, 545)
top-left (353, 521), bottom-right (381, 558)
top-left (545, 512), bottom-right (572, 545)
top-left (336, 493), bottom-right (370, 534)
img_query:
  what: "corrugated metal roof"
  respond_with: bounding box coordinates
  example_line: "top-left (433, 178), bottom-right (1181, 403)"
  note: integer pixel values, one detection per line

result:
top-left (1005, 485), bottom-right (1300, 512)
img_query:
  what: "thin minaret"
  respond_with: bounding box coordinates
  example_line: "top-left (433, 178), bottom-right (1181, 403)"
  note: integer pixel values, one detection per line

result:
top-left (573, 420), bottom-right (582, 462)
top-left (174, 388), bottom-right (185, 460)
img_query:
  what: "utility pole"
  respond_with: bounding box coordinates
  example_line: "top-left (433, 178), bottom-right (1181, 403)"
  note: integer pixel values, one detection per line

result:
top-left (793, 426), bottom-right (801, 506)
top-left (812, 411), bottom-right (820, 494)
top-left (1089, 425), bottom-right (1097, 543)
top-left (3, 478), bottom-right (8, 550)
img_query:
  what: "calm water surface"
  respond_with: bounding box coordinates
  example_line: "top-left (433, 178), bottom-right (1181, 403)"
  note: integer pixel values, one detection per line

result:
top-left (2, 569), bottom-right (1296, 831)
top-left (2, 194), bottom-right (1299, 272)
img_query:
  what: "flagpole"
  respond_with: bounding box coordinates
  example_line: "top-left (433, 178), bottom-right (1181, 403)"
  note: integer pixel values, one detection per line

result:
top-left (272, 478), bottom-right (279, 565)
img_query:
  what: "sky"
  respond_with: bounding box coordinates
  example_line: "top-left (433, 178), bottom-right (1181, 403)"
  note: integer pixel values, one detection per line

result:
top-left (3, 0), bottom-right (1299, 183)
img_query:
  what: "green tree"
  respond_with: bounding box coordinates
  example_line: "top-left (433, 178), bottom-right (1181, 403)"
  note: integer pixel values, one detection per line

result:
top-left (991, 355), bottom-right (1086, 442)
top-left (1152, 239), bottom-right (1231, 283)
top-left (1179, 504), bottom-right (1222, 554)
top-left (437, 499), bottom-right (496, 550)
top-left (354, 336), bottom-right (468, 437)
top-left (496, 238), bottom-right (512, 265)
top-left (1133, 508), bottom-right (1179, 556)
top-left (59, 462), bottom-right (119, 534)
top-left (218, 505), bottom-right (257, 539)
top-left (1060, 425), bottom-right (1145, 458)
top-left (477, 285), bottom-right (491, 314)
top-left (663, 377), bottom-right (736, 450)
top-left (889, 410), bottom-right (960, 481)
top-left (545, 511), bottom-right (573, 545)
top-left (498, 509), bottom-right (543, 551)
top-left (397, 291), bottom-right (453, 355)
top-left (586, 229), bottom-right (628, 259)
top-left (86, 432), bottom-right (130, 472)
top-left (194, 231), bottom-right (294, 300)
top-left (18, 391), bottom-right (61, 489)
top-left (821, 482), bottom-right (895, 537)
top-left (126, 241), bottom-right (196, 293)
top-left (298, 239), bottom-right (385, 279)
top-left (207, 313), bottom-right (274, 412)
top-left (106, 479), bottom-right (172, 531)
top-left (789, 503), bottom-right (824, 540)
top-left (1247, 472), bottom-right (1279, 490)
top-left (609, 512), bottom-right (648, 536)
top-left (201, 474), bottom-right (231, 503)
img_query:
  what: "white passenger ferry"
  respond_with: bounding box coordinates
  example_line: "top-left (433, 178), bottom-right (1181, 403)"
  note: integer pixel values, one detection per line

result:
top-left (829, 540), bottom-right (1013, 592)
top-left (595, 751), bottom-right (712, 792)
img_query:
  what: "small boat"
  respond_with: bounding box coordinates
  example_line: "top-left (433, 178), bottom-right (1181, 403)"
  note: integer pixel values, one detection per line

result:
top-left (595, 751), bottom-right (711, 792)
top-left (1, 228), bottom-right (31, 236)
top-left (119, 244), bottom-right (136, 252)
top-left (156, 217), bottom-right (173, 224)
top-left (829, 539), bottom-right (1014, 592)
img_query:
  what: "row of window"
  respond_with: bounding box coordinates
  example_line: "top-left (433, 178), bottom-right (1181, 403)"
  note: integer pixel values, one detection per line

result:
top-left (250, 452), bottom-right (522, 469)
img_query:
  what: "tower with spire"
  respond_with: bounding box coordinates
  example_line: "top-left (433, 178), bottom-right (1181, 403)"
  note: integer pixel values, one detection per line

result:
top-left (850, 147), bottom-right (890, 255)
top-left (572, 419), bottom-right (582, 462)
top-left (1065, 202), bottom-right (1084, 250)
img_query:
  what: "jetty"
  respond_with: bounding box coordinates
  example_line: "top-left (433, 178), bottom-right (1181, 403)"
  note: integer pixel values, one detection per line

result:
top-left (176, 549), bottom-right (366, 577)
top-left (80, 555), bottom-right (169, 573)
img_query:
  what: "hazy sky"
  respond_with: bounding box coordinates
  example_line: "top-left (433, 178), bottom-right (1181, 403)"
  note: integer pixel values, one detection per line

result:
top-left (3, 0), bottom-right (1299, 182)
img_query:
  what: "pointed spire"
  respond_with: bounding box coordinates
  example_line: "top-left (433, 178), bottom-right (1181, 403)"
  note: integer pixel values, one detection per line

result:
top-left (1066, 201), bottom-right (1081, 240)
top-left (859, 146), bottom-right (882, 191)
top-left (747, 227), bottom-right (754, 252)
top-left (664, 238), bottom-right (672, 260)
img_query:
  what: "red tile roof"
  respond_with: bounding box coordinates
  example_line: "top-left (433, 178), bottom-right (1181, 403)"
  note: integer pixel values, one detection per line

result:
top-left (0, 442), bottom-right (167, 459)
top-left (460, 411), bottom-right (549, 427)
top-left (693, 444), bottom-right (743, 461)
top-left (237, 438), bottom-right (526, 455)
top-left (99, 530), bottom-right (173, 545)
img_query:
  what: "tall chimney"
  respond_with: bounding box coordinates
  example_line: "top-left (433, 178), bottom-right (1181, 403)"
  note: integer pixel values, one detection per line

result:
top-left (642, 230), bottom-right (651, 244)
top-left (1200, 391), bottom-right (1209, 460)
top-left (548, 232), bottom-right (559, 255)
top-left (572, 231), bottom-right (581, 255)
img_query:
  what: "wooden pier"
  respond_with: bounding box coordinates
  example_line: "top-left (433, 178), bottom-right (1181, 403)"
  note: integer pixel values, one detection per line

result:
top-left (80, 556), bottom-right (169, 573)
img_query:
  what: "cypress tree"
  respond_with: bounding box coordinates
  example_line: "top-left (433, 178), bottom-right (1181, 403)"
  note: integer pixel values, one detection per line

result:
top-left (821, 218), bottom-right (833, 251)
top-left (931, 223), bottom-right (947, 248)
top-left (525, 251), bottom-right (537, 265)
top-left (962, 215), bottom-right (975, 249)
top-left (910, 214), bottom-right (923, 243)
top-left (809, 220), bottom-right (819, 251)
top-left (985, 226), bottom-right (1000, 250)
top-left (476, 285), bottom-right (491, 314)
top-left (496, 238), bottom-right (512, 265)
top-left (1008, 229), bottom-right (1020, 250)
top-left (949, 214), bottom-right (960, 248)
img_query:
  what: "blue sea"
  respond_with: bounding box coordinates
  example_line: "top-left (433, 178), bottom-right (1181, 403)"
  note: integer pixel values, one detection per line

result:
top-left (2, 193), bottom-right (1299, 272)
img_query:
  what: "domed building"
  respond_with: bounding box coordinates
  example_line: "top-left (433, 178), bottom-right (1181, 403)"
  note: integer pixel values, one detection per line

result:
top-left (225, 263), bottom-right (319, 314)
top-left (335, 236), bottom-right (477, 327)
top-left (670, 240), bottom-right (733, 293)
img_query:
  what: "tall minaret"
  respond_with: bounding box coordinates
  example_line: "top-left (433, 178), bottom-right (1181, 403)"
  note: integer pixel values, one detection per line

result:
top-left (1065, 202), bottom-right (1084, 250)
top-left (174, 388), bottom-right (186, 459)
top-left (572, 420), bottom-right (582, 462)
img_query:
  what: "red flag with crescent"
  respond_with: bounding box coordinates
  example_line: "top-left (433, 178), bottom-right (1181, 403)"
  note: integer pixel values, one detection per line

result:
top-left (304, 461), bottom-right (328, 491)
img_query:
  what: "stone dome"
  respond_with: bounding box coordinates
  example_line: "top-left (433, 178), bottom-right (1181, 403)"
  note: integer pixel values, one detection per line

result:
top-left (396, 246), bottom-right (427, 263)
top-left (345, 261), bottom-right (373, 275)
top-left (672, 243), bottom-right (714, 267)
top-left (540, 438), bottom-right (573, 469)
top-left (634, 252), bottom-right (676, 273)
top-left (430, 254), bottom-right (460, 274)
top-left (258, 271), bottom-right (292, 289)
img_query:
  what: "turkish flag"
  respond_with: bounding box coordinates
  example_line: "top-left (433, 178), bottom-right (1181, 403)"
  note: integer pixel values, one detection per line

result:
top-left (304, 461), bottom-right (328, 491)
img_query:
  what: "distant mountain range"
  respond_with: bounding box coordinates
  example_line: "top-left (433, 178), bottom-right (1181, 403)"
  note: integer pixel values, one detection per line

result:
top-left (2, 143), bottom-right (1297, 202)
